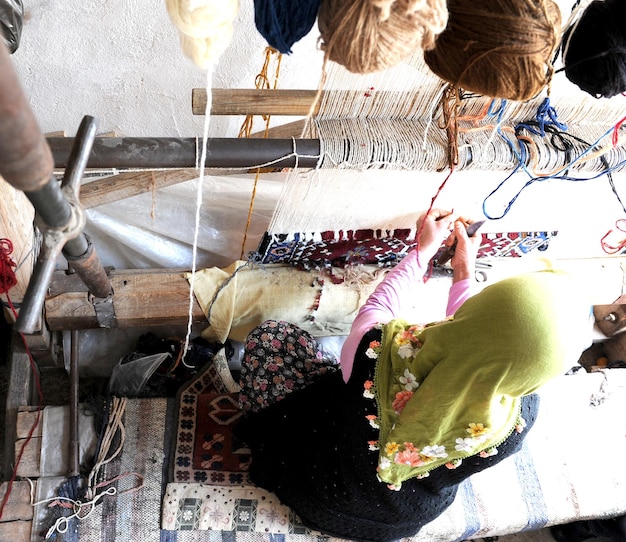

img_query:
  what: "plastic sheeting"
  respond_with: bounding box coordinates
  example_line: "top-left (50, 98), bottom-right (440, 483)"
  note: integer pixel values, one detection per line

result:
top-left (0, 0), bottom-right (23, 53)
top-left (82, 172), bottom-right (285, 270)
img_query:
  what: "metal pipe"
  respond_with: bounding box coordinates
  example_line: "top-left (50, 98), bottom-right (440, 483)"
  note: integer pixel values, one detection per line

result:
top-left (25, 179), bottom-right (72, 228)
top-left (13, 117), bottom-right (113, 333)
top-left (47, 137), bottom-right (322, 170)
top-left (0, 39), bottom-right (53, 191)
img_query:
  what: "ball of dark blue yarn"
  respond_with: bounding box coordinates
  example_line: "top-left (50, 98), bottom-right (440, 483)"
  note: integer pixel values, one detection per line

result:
top-left (562, 0), bottom-right (626, 98)
top-left (254, 0), bottom-right (321, 55)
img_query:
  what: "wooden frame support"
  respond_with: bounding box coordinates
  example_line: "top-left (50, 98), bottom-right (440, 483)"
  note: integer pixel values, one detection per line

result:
top-left (193, 88), bottom-right (321, 117)
top-left (45, 269), bottom-right (207, 331)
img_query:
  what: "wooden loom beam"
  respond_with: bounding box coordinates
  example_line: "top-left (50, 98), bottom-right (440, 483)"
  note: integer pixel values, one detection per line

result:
top-left (44, 269), bottom-right (206, 330)
top-left (193, 88), bottom-right (322, 116)
top-left (79, 169), bottom-right (200, 209)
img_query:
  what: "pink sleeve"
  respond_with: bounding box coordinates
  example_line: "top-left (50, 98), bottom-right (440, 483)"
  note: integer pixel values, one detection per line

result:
top-left (340, 250), bottom-right (427, 381)
top-left (446, 279), bottom-right (473, 317)
top-left (340, 256), bottom-right (475, 382)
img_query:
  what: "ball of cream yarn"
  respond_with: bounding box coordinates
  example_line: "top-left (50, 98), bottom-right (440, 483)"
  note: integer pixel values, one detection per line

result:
top-left (166, 0), bottom-right (239, 68)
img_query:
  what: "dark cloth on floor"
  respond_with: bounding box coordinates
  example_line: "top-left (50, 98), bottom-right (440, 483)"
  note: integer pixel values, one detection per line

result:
top-left (237, 328), bottom-right (540, 542)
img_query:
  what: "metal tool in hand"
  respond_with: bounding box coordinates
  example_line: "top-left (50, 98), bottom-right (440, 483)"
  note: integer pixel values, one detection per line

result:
top-left (436, 220), bottom-right (485, 266)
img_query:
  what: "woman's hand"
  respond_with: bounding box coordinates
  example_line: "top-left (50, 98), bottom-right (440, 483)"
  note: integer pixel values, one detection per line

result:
top-left (449, 220), bottom-right (482, 282)
top-left (416, 209), bottom-right (457, 261)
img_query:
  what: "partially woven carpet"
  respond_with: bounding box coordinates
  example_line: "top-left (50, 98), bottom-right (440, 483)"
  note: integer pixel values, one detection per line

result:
top-left (256, 229), bottom-right (558, 270)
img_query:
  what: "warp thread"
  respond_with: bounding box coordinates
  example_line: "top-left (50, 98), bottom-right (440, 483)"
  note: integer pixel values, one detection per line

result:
top-left (318, 0), bottom-right (448, 74)
top-left (254, 0), bottom-right (321, 54)
top-left (165, 0), bottom-right (239, 68)
top-left (424, 0), bottom-right (561, 101)
top-left (561, 0), bottom-right (626, 99)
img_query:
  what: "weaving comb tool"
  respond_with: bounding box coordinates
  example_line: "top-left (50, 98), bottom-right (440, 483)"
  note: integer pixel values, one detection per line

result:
top-left (436, 220), bottom-right (485, 266)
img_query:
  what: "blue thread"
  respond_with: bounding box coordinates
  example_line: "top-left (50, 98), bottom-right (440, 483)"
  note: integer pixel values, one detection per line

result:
top-left (483, 100), bottom-right (626, 219)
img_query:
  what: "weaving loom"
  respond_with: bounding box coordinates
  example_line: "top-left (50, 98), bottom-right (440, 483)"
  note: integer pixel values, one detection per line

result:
top-left (5, 1), bottom-right (626, 541)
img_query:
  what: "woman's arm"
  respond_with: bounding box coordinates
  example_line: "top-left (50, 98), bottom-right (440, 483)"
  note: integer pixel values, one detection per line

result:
top-left (340, 209), bottom-right (459, 381)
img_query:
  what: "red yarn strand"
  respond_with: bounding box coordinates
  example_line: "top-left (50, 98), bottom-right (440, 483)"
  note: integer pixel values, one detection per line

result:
top-left (0, 238), bottom-right (45, 522)
top-left (0, 238), bottom-right (18, 294)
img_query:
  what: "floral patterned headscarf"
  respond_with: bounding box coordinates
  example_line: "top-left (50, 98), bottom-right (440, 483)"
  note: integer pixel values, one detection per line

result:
top-left (371, 270), bottom-right (591, 489)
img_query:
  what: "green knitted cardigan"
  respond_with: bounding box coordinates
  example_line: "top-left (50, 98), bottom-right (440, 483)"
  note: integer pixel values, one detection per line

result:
top-left (371, 270), bottom-right (590, 489)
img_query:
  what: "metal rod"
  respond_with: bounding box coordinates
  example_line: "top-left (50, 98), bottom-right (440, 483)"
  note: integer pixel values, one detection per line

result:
top-left (69, 329), bottom-right (80, 477)
top-left (47, 137), bottom-right (322, 169)
top-left (15, 236), bottom-right (63, 334)
top-left (24, 178), bottom-right (72, 228)
top-left (0, 39), bottom-right (53, 191)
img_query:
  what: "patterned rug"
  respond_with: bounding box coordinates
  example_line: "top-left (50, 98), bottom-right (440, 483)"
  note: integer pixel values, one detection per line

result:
top-left (170, 348), bottom-right (251, 485)
top-left (256, 229), bottom-right (558, 270)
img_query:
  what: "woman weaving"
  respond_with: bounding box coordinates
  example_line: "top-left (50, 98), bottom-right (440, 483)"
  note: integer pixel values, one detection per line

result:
top-left (237, 209), bottom-right (591, 542)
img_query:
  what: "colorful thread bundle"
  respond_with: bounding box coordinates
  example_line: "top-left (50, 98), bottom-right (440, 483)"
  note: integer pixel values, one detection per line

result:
top-left (254, 0), bottom-right (321, 54)
top-left (317, 0), bottom-right (448, 74)
top-left (424, 0), bottom-right (561, 102)
top-left (165, 0), bottom-right (239, 68)
top-left (561, 0), bottom-right (626, 99)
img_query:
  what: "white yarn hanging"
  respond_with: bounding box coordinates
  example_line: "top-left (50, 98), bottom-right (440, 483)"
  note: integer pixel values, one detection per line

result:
top-left (165, 0), bottom-right (239, 69)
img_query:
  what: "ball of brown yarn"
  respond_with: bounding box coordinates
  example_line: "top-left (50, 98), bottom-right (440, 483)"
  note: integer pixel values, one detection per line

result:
top-left (423, 0), bottom-right (561, 101)
top-left (318, 0), bottom-right (448, 74)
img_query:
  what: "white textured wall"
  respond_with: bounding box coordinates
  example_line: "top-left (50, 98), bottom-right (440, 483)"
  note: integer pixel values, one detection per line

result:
top-left (11, 0), bottom-right (324, 138)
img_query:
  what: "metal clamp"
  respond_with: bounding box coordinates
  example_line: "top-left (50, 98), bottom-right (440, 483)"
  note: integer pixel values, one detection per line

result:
top-left (89, 289), bottom-right (117, 329)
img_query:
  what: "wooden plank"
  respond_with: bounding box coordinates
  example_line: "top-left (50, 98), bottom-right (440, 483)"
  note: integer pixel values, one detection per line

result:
top-left (14, 409), bottom-right (42, 478)
top-left (0, 481), bottom-right (34, 522)
top-left (16, 409), bottom-right (43, 439)
top-left (3, 336), bottom-right (34, 479)
top-left (14, 433), bottom-right (41, 478)
top-left (194, 88), bottom-right (321, 116)
top-left (0, 177), bottom-right (35, 322)
top-left (249, 119), bottom-right (308, 139)
top-left (0, 521), bottom-right (32, 541)
top-left (45, 269), bottom-right (207, 330)
top-left (80, 168), bottom-right (199, 209)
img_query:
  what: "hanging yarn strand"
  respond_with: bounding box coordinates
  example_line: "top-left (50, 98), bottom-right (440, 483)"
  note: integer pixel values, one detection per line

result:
top-left (238, 48), bottom-right (283, 260)
top-left (165, 0), bottom-right (238, 363)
